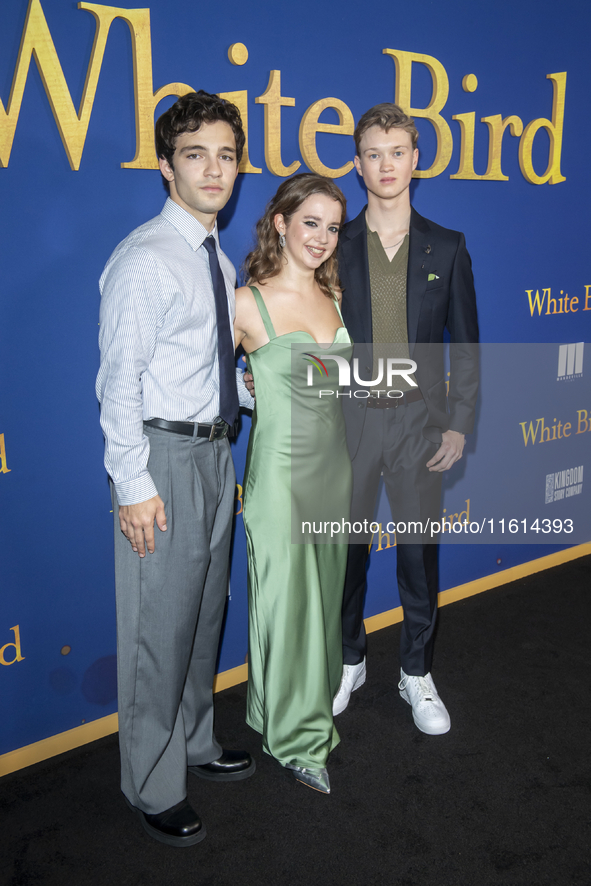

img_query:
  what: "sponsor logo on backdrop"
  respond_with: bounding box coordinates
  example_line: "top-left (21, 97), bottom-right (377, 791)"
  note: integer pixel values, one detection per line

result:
top-left (2, 1), bottom-right (567, 185)
top-left (0, 626), bottom-right (24, 666)
top-left (557, 342), bottom-right (584, 381)
top-left (526, 285), bottom-right (591, 317)
top-left (545, 465), bottom-right (583, 503)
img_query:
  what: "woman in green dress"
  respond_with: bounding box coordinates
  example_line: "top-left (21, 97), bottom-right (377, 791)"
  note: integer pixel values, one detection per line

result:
top-left (234, 174), bottom-right (352, 794)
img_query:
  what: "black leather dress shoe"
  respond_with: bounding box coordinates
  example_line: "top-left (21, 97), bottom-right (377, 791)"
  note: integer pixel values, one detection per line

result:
top-left (188, 749), bottom-right (256, 781)
top-left (124, 796), bottom-right (206, 847)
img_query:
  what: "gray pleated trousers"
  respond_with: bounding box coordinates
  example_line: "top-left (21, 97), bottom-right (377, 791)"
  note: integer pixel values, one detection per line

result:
top-left (111, 425), bottom-right (235, 814)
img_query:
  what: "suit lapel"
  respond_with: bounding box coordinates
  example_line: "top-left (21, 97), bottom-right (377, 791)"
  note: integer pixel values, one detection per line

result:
top-left (340, 207), bottom-right (373, 343)
top-left (407, 207), bottom-right (433, 347)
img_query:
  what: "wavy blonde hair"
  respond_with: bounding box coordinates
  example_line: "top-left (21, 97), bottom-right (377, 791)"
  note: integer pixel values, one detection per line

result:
top-left (244, 173), bottom-right (346, 298)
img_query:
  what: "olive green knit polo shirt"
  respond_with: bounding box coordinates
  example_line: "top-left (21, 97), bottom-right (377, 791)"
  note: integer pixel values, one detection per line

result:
top-left (367, 226), bottom-right (416, 392)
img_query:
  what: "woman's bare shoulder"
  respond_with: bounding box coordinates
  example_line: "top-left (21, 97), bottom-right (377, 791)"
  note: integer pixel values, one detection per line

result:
top-left (235, 284), bottom-right (257, 324)
top-left (235, 284), bottom-right (260, 310)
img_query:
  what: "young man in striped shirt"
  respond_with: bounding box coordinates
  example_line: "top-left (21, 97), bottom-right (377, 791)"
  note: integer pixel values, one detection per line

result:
top-left (97, 91), bottom-right (255, 848)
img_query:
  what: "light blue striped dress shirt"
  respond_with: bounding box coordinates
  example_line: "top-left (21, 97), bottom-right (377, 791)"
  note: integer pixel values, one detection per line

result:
top-left (96, 197), bottom-right (254, 506)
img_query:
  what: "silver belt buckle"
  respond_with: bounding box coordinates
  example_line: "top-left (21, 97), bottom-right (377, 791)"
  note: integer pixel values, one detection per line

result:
top-left (209, 418), bottom-right (228, 441)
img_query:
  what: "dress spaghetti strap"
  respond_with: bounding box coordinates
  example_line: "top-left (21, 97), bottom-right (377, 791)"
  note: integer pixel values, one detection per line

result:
top-left (249, 286), bottom-right (277, 340)
top-left (329, 289), bottom-right (345, 327)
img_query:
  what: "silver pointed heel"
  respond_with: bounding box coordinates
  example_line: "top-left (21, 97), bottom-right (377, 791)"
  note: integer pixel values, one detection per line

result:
top-left (285, 765), bottom-right (330, 794)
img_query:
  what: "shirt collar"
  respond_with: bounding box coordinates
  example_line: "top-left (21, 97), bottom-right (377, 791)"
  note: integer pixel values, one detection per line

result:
top-left (161, 197), bottom-right (219, 252)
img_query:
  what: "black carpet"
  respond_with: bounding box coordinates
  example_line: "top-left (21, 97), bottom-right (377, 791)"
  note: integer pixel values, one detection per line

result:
top-left (2, 555), bottom-right (590, 886)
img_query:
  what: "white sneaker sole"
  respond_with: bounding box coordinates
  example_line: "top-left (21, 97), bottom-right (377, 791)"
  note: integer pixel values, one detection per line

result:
top-left (399, 687), bottom-right (451, 736)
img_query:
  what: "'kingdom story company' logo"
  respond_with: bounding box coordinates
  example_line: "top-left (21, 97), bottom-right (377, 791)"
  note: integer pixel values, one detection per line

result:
top-left (545, 464), bottom-right (584, 503)
top-left (303, 355), bottom-right (418, 398)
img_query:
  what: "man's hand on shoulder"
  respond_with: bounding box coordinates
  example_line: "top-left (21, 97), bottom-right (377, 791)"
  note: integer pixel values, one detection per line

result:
top-left (119, 495), bottom-right (167, 557)
top-left (426, 430), bottom-right (465, 473)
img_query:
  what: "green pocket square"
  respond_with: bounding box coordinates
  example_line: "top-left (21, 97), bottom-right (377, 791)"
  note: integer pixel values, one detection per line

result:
top-left (428, 273), bottom-right (440, 281)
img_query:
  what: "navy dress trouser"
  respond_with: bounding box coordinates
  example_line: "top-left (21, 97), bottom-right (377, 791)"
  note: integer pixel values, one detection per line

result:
top-left (341, 400), bottom-right (442, 676)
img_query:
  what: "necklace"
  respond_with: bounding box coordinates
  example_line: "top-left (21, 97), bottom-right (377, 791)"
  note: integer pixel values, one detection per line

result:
top-left (382, 232), bottom-right (408, 250)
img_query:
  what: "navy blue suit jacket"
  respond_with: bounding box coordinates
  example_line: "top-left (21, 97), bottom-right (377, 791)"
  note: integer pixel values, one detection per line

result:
top-left (338, 206), bottom-right (479, 456)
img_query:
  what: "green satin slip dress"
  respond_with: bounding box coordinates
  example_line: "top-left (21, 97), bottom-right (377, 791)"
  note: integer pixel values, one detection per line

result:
top-left (242, 285), bottom-right (353, 770)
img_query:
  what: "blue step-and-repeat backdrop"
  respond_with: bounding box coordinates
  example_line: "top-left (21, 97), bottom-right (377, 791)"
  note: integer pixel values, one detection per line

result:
top-left (1, 0), bottom-right (590, 757)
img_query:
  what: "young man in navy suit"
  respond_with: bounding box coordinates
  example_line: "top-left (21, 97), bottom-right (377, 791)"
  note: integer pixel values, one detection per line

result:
top-left (333, 104), bottom-right (479, 733)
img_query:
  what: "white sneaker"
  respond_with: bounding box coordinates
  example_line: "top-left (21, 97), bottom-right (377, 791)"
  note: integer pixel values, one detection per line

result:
top-left (398, 669), bottom-right (451, 735)
top-left (332, 658), bottom-right (366, 716)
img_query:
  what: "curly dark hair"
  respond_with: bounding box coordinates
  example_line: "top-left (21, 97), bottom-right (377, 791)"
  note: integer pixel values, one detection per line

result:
top-left (155, 90), bottom-right (245, 167)
top-left (244, 174), bottom-right (347, 298)
top-left (354, 103), bottom-right (418, 155)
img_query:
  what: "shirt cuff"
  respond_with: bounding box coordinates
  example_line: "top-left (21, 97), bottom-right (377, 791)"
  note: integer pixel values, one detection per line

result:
top-left (113, 472), bottom-right (159, 506)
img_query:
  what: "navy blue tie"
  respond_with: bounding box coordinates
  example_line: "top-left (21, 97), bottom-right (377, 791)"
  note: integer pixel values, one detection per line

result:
top-left (202, 236), bottom-right (239, 427)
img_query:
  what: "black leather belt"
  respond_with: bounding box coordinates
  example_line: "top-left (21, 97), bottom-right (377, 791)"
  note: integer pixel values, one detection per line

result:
top-left (366, 388), bottom-right (424, 409)
top-left (144, 417), bottom-right (232, 441)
